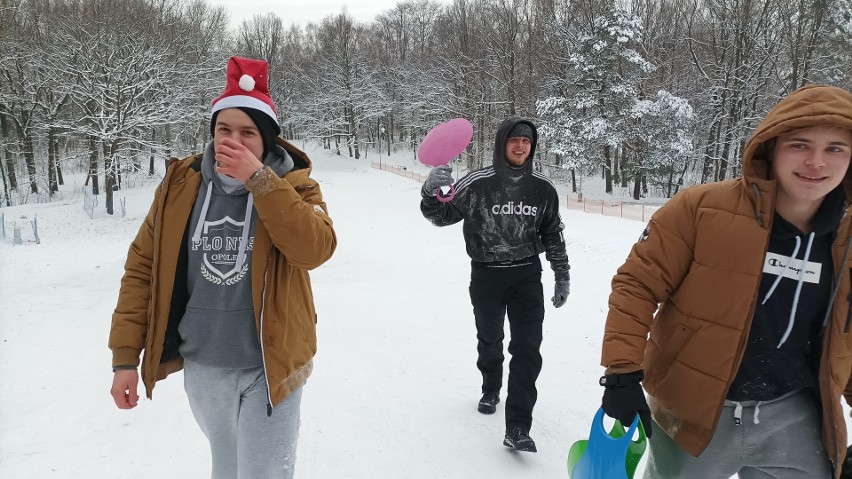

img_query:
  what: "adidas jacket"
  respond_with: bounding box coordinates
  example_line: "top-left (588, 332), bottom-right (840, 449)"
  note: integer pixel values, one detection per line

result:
top-left (421, 117), bottom-right (570, 281)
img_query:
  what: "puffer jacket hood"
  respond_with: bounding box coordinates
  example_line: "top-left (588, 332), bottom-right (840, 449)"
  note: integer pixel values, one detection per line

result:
top-left (742, 84), bottom-right (852, 188)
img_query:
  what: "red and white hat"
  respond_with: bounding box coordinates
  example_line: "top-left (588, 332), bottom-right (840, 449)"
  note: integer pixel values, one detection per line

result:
top-left (211, 56), bottom-right (278, 125)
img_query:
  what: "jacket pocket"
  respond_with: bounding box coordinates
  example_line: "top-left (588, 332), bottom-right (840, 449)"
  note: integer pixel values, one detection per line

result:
top-left (645, 318), bottom-right (696, 389)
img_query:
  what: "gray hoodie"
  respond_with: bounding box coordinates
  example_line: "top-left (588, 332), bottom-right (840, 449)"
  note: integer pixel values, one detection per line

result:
top-left (178, 142), bottom-right (294, 368)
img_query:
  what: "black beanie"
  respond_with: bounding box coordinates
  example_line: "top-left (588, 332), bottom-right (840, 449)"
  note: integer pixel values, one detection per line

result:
top-left (508, 122), bottom-right (534, 141)
top-left (210, 107), bottom-right (280, 158)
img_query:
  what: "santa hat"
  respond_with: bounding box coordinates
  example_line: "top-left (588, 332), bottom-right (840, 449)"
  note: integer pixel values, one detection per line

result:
top-left (211, 56), bottom-right (279, 131)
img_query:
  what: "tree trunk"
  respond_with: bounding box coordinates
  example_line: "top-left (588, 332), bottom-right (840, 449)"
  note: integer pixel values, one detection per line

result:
top-left (387, 114), bottom-right (393, 156)
top-left (23, 134), bottom-right (38, 194)
top-left (0, 114), bottom-right (17, 191)
top-left (350, 106), bottom-right (360, 160)
top-left (47, 127), bottom-right (59, 195)
top-left (88, 136), bottom-right (100, 195)
top-left (55, 134), bottom-right (64, 187)
top-left (701, 117), bottom-right (721, 184)
top-left (0, 158), bottom-right (9, 206)
top-left (571, 168), bottom-right (576, 193)
top-left (717, 129), bottom-right (732, 181)
top-left (163, 124), bottom-right (173, 173)
top-left (603, 145), bottom-right (613, 194)
top-left (666, 163), bottom-right (675, 198)
top-left (632, 175), bottom-right (641, 200)
top-left (105, 140), bottom-right (117, 215)
top-left (674, 160), bottom-right (690, 196)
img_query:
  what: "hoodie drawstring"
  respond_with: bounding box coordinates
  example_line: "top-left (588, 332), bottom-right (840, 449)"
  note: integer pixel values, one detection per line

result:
top-left (234, 192), bottom-right (254, 271)
top-left (759, 231), bottom-right (816, 348)
top-left (762, 236), bottom-right (801, 304)
top-left (732, 400), bottom-right (762, 425)
top-left (779, 232), bottom-right (815, 348)
top-left (192, 182), bottom-right (214, 244)
top-left (191, 181), bottom-right (254, 272)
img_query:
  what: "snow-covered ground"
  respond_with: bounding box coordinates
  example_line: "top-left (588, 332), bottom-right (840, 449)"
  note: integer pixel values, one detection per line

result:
top-left (3, 144), bottom-right (837, 478)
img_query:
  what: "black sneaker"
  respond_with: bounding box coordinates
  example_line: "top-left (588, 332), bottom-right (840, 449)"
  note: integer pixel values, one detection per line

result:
top-left (477, 391), bottom-right (500, 414)
top-left (503, 426), bottom-right (537, 453)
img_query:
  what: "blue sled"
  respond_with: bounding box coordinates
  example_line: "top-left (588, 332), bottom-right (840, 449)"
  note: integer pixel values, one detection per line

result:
top-left (567, 407), bottom-right (648, 479)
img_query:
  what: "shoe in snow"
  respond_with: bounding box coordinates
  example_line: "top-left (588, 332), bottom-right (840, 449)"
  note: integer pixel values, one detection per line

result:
top-left (478, 392), bottom-right (500, 414)
top-left (503, 426), bottom-right (537, 453)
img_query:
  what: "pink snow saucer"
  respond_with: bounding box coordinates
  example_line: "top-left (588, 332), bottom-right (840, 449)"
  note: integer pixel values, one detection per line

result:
top-left (418, 118), bottom-right (474, 202)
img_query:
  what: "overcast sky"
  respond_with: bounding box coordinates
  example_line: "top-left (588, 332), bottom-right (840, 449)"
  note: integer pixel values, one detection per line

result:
top-left (207, 0), bottom-right (448, 29)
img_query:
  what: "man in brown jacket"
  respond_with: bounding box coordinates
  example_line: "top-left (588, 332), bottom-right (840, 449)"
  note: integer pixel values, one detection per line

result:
top-left (600, 84), bottom-right (852, 478)
top-left (108, 56), bottom-right (336, 478)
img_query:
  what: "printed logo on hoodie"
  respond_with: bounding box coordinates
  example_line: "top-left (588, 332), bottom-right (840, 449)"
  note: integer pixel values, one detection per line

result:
top-left (763, 252), bottom-right (822, 284)
top-left (192, 216), bottom-right (254, 285)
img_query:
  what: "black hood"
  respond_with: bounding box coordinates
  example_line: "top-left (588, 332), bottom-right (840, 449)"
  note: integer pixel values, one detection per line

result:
top-left (493, 117), bottom-right (538, 181)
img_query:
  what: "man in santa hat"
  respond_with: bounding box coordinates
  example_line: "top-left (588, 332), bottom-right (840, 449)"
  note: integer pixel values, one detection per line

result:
top-left (108, 56), bottom-right (337, 478)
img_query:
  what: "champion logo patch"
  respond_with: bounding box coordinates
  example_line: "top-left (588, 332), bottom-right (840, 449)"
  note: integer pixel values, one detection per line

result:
top-left (763, 252), bottom-right (821, 284)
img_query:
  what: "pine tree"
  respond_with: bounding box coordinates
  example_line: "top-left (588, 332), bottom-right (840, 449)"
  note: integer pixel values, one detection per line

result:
top-left (537, 7), bottom-right (653, 194)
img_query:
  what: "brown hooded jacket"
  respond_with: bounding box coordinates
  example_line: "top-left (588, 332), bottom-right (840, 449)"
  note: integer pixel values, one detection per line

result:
top-left (109, 138), bottom-right (336, 408)
top-left (601, 85), bottom-right (852, 474)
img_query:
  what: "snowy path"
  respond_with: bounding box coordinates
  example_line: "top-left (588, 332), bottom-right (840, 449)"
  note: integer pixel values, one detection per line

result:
top-left (1, 147), bottom-right (652, 478)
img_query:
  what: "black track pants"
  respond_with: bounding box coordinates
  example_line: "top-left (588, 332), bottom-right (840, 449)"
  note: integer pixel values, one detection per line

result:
top-left (469, 258), bottom-right (544, 431)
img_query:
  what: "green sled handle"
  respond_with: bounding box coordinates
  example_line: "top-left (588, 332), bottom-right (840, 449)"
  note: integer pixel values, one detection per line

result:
top-left (567, 407), bottom-right (648, 479)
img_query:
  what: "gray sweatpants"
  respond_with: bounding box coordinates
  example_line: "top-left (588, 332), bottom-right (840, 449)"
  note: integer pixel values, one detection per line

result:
top-left (183, 360), bottom-right (303, 479)
top-left (644, 389), bottom-right (831, 479)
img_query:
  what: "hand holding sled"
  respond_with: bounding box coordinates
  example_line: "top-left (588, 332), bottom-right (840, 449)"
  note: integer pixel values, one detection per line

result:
top-left (567, 407), bottom-right (648, 479)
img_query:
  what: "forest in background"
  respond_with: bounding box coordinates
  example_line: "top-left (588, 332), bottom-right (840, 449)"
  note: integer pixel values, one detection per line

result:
top-left (1, 0), bottom-right (850, 212)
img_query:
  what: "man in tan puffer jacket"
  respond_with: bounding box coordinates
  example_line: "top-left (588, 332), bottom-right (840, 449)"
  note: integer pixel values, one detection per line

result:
top-left (600, 85), bottom-right (852, 478)
top-left (108, 56), bottom-right (336, 478)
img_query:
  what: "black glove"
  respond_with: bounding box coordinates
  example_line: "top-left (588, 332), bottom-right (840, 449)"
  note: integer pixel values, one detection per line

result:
top-left (552, 280), bottom-right (569, 308)
top-left (601, 371), bottom-right (653, 437)
top-left (423, 165), bottom-right (453, 196)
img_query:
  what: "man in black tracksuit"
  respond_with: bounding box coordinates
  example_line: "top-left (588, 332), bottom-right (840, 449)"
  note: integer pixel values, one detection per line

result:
top-left (420, 117), bottom-right (570, 452)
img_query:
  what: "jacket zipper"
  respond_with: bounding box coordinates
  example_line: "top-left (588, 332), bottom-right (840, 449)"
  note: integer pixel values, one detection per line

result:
top-left (259, 244), bottom-right (273, 417)
top-left (844, 269), bottom-right (852, 333)
top-left (147, 160), bottom-right (179, 376)
top-left (820, 232), bottom-right (852, 474)
top-left (720, 184), bottom-right (772, 435)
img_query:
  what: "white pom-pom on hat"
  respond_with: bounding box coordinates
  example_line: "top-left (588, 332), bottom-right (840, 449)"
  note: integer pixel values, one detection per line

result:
top-left (239, 74), bottom-right (256, 92)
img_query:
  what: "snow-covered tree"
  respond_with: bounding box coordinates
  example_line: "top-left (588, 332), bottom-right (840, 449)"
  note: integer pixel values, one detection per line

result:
top-left (537, 7), bottom-right (653, 194)
top-left (50, 0), bottom-right (221, 214)
top-left (291, 12), bottom-right (384, 159)
top-left (629, 90), bottom-right (695, 198)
